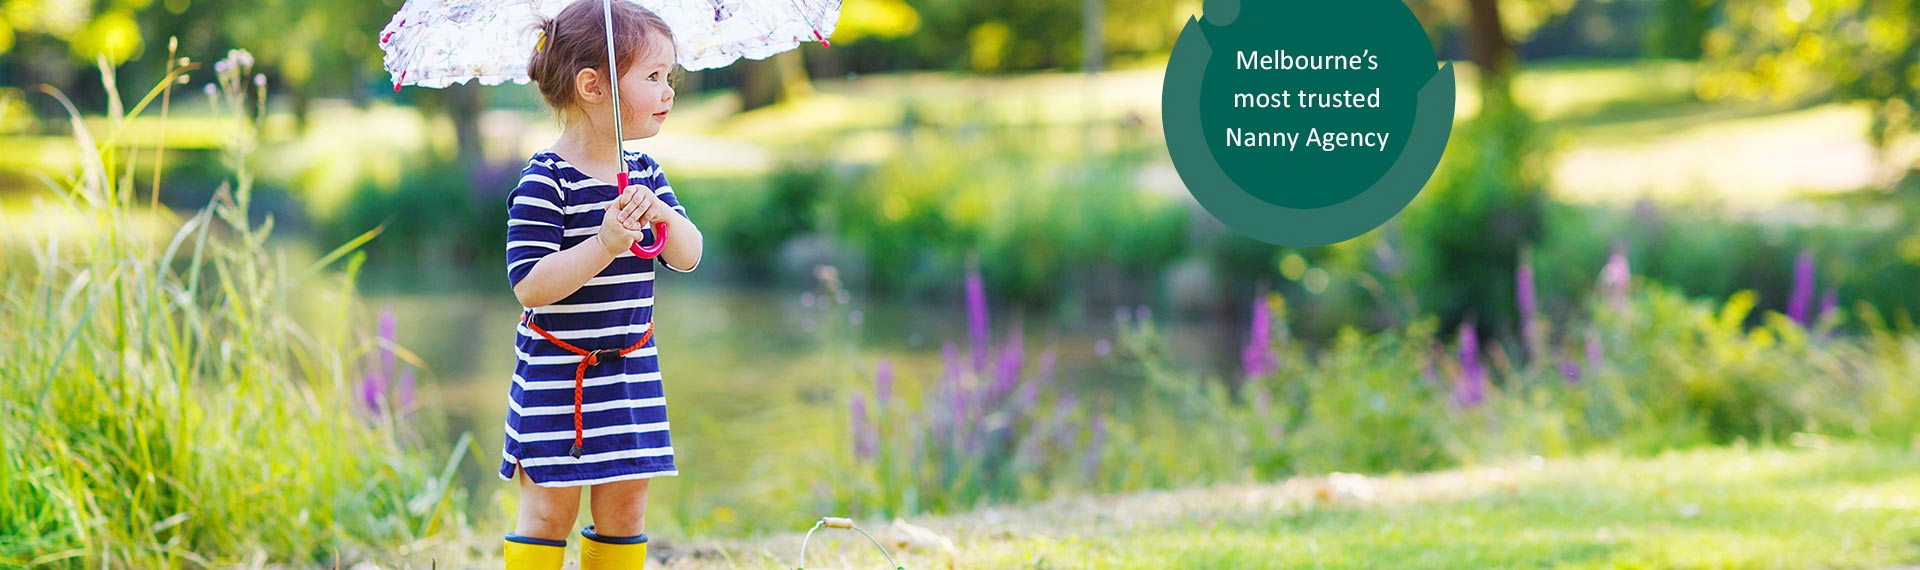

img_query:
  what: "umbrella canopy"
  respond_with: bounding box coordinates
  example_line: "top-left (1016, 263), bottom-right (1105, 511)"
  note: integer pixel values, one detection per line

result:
top-left (377, 0), bottom-right (837, 257)
top-left (379, 0), bottom-right (840, 90)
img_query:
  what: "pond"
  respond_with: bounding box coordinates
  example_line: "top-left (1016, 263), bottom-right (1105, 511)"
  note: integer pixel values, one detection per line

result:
top-left (365, 277), bottom-right (1242, 537)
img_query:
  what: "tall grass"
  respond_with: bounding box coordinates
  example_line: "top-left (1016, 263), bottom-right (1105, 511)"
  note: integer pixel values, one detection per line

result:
top-left (0, 52), bottom-right (467, 566)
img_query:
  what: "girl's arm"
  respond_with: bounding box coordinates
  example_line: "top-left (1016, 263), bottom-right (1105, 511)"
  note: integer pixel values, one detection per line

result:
top-left (511, 235), bottom-right (624, 308)
top-left (638, 159), bottom-right (702, 273)
top-left (654, 205), bottom-right (703, 273)
top-left (513, 189), bottom-right (649, 307)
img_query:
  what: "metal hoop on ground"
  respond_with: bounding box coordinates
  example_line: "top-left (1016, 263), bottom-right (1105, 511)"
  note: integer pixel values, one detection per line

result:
top-left (796, 516), bottom-right (903, 570)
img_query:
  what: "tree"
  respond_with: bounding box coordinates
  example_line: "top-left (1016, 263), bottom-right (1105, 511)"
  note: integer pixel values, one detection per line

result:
top-left (222, 0), bottom-right (398, 125)
top-left (736, 0), bottom-right (924, 111)
top-left (1648, 0), bottom-right (1715, 59)
top-left (1395, 0), bottom-right (1568, 342)
top-left (738, 50), bottom-right (812, 111)
top-left (1704, 0), bottom-right (1920, 154)
top-left (1401, 0), bottom-right (1575, 110)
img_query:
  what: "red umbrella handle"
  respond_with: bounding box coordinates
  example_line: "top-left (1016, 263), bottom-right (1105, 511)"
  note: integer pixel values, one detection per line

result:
top-left (617, 171), bottom-right (670, 259)
top-left (630, 223), bottom-right (669, 258)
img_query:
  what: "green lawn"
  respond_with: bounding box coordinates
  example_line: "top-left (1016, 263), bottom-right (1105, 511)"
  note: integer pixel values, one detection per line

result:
top-left (636, 442), bottom-right (1920, 569)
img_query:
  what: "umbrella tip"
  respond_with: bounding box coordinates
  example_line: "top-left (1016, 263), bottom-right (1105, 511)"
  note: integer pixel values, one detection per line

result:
top-left (814, 30), bottom-right (830, 48)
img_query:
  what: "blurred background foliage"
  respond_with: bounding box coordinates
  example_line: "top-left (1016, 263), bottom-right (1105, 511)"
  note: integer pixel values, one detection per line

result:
top-left (12, 0), bottom-right (1920, 565)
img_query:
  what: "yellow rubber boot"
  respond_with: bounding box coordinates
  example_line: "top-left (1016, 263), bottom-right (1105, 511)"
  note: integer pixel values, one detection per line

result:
top-left (503, 534), bottom-right (567, 570)
top-left (579, 525), bottom-right (649, 569)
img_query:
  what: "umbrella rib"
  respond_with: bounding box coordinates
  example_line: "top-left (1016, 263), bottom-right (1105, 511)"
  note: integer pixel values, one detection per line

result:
top-left (780, 0), bottom-right (824, 38)
top-left (395, 19), bottom-right (456, 87)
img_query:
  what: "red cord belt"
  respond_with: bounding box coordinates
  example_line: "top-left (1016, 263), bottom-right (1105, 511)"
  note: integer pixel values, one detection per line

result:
top-left (520, 312), bottom-right (654, 458)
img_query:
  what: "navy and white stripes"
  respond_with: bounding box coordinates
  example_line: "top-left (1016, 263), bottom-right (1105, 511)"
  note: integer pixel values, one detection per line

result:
top-left (499, 150), bottom-right (690, 487)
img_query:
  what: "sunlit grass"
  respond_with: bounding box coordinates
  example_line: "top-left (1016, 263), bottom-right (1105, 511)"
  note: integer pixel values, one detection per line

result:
top-left (0, 54), bottom-right (468, 567)
top-left (1455, 59), bottom-right (1703, 122)
top-left (1550, 103), bottom-right (1888, 209)
top-left (658, 442), bottom-right (1920, 569)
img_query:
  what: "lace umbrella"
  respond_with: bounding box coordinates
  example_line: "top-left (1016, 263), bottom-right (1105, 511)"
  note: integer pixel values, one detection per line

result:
top-left (376, 0), bottom-right (840, 255)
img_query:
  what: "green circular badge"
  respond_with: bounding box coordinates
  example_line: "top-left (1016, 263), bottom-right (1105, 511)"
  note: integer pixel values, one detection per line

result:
top-left (1164, 0), bottom-right (1456, 246)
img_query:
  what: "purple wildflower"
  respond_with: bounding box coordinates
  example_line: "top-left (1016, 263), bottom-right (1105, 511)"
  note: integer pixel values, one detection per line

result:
top-left (1517, 256), bottom-right (1538, 348)
top-left (1818, 288), bottom-right (1839, 324)
top-left (378, 304), bottom-right (397, 376)
top-left (875, 359), bottom-right (893, 404)
top-left (851, 394), bottom-right (875, 461)
top-left (1241, 291), bottom-right (1278, 381)
top-left (991, 325), bottom-right (1025, 403)
top-left (396, 368), bottom-right (417, 412)
top-left (1557, 350), bottom-right (1581, 383)
top-left (950, 380), bottom-right (969, 425)
top-left (359, 361), bottom-right (384, 414)
top-left (1083, 414), bottom-right (1107, 479)
top-left (1455, 321), bottom-right (1487, 407)
top-left (1788, 250), bottom-right (1815, 326)
top-left (1601, 243), bottom-right (1631, 310)
top-left (358, 304), bottom-right (403, 414)
top-left (966, 264), bottom-right (990, 372)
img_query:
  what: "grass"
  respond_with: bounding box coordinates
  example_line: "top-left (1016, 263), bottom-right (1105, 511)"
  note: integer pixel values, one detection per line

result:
top-left (0, 53), bottom-right (467, 567)
top-left (652, 441), bottom-right (1920, 569)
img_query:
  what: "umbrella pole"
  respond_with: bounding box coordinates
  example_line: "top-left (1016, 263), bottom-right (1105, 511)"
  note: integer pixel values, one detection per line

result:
top-left (598, 0), bottom-right (671, 259)
top-left (601, 0), bottom-right (624, 185)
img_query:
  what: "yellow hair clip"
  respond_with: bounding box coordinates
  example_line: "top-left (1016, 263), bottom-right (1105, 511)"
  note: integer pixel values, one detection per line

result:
top-left (535, 30), bottom-right (548, 52)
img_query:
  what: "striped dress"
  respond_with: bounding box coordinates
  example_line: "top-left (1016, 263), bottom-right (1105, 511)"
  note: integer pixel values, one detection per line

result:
top-left (498, 149), bottom-right (691, 487)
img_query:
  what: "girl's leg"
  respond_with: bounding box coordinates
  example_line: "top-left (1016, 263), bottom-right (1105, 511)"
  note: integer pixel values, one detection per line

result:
top-left (586, 478), bottom-right (650, 536)
top-left (579, 478), bottom-right (651, 569)
top-left (505, 464), bottom-right (581, 570)
top-left (514, 464), bottom-right (583, 540)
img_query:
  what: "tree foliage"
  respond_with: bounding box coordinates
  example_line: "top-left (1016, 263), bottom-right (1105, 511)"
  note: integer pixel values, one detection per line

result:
top-left (1704, 0), bottom-right (1920, 151)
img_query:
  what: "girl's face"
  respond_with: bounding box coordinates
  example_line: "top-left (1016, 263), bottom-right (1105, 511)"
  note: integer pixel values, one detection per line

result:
top-left (615, 32), bottom-right (676, 140)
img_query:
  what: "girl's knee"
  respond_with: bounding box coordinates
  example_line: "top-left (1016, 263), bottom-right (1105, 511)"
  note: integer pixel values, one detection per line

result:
top-left (515, 468), bottom-right (582, 539)
top-left (587, 479), bottom-right (650, 535)
top-left (516, 509), bottom-right (577, 540)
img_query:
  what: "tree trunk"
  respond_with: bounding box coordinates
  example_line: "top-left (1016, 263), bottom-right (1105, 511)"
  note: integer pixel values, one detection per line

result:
top-left (291, 82), bottom-right (313, 132)
top-left (739, 51), bottom-right (813, 112)
top-left (1083, 0), bottom-right (1104, 73)
top-left (446, 82), bottom-right (487, 171)
top-left (1465, 0), bottom-right (1515, 111)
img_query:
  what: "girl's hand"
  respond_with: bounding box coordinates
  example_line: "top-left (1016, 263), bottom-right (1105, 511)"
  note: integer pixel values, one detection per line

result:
top-left (595, 189), bottom-right (647, 257)
top-left (619, 187), bottom-right (675, 230)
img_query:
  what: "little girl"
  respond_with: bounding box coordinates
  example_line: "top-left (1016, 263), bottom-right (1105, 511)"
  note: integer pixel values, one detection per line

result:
top-left (499, 1), bottom-right (700, 568)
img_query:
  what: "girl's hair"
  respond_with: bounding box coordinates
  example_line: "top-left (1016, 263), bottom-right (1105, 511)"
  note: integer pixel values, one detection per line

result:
top-left (528, 0), bottom-right (674, 113)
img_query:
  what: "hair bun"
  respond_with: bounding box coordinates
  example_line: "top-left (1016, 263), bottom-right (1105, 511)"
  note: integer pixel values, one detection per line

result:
top-left (534, 18), bottom-right (556, 53)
